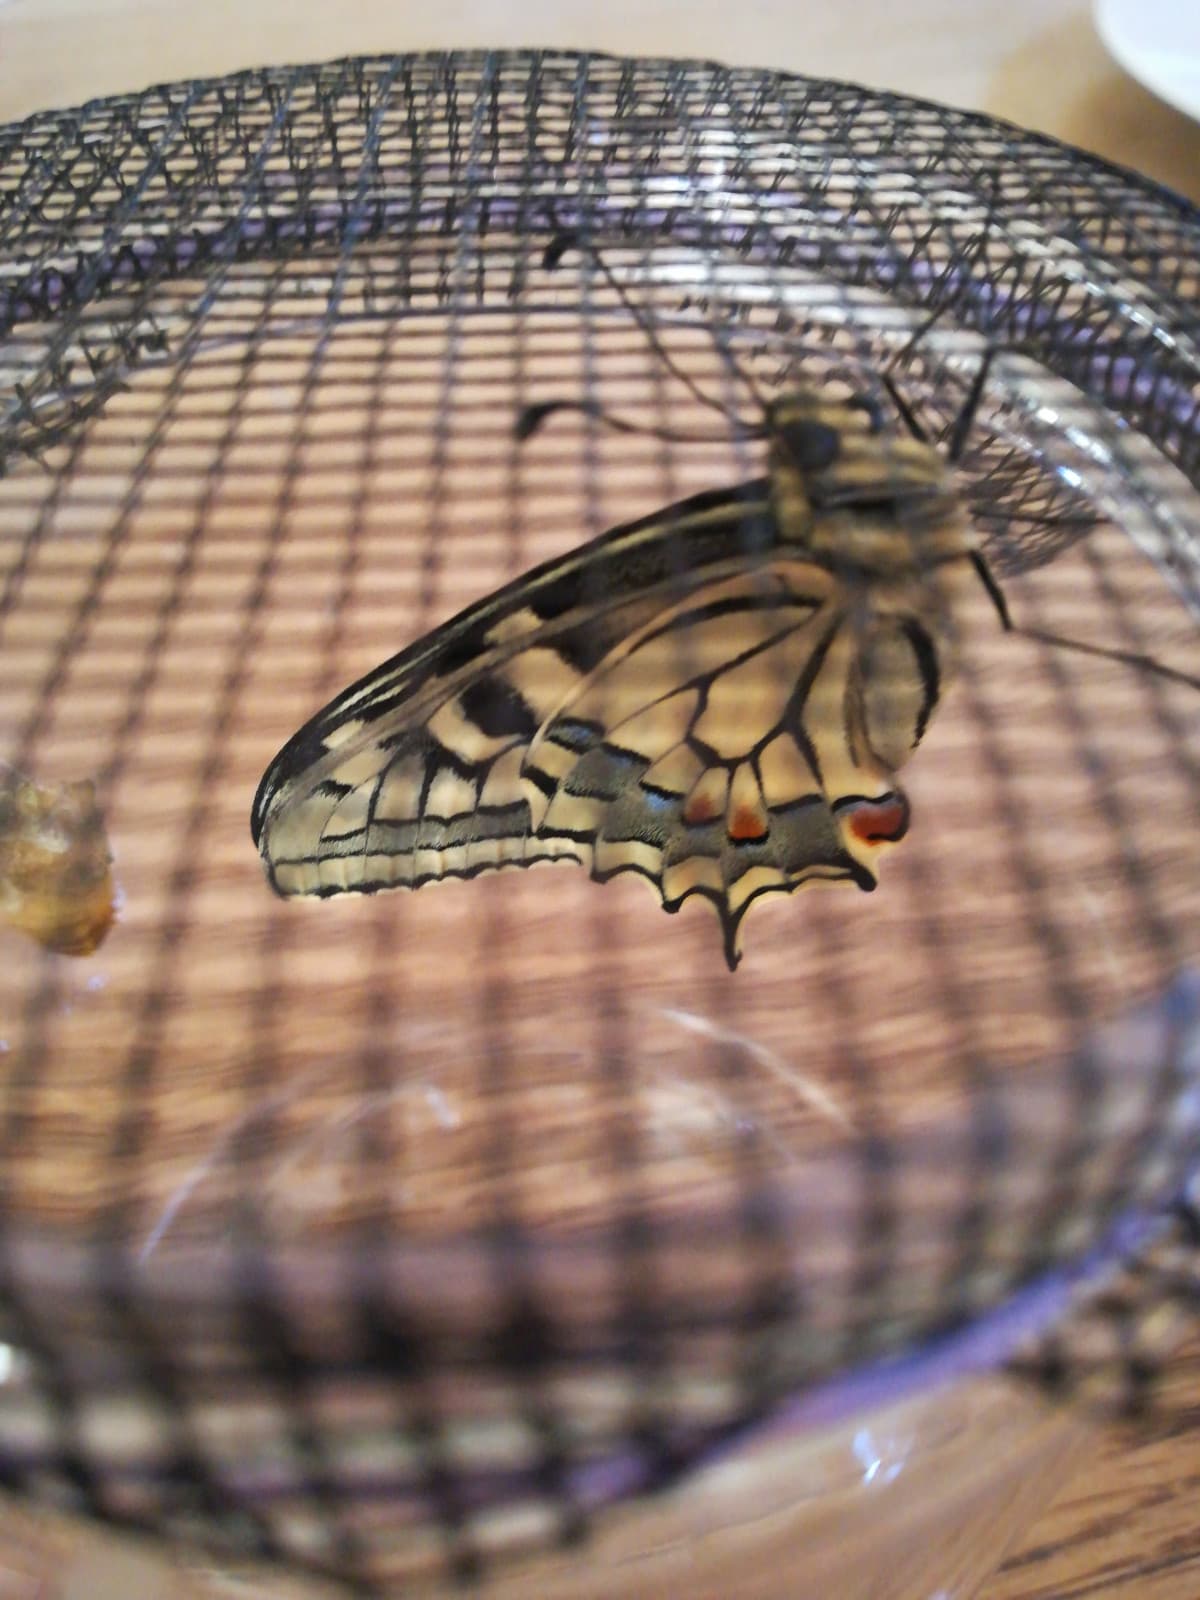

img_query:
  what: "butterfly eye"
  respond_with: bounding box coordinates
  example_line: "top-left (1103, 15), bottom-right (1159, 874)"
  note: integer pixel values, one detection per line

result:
top-left (779, 418), bottom-right (842, 472)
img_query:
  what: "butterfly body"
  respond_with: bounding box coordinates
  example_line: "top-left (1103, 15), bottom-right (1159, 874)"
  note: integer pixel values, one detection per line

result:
top-left (252, 392), bottom-right (977, 969)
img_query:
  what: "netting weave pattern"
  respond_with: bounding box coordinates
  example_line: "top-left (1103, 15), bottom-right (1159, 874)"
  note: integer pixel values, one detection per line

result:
top-left (0, 50), bottom-right (1197, 1594)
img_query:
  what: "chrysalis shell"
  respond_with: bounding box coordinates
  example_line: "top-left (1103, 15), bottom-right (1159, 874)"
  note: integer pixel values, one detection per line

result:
top-left (0, 765), bottom-right (116, 956)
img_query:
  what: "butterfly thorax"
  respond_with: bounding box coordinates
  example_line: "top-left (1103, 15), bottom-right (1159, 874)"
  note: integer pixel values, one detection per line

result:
top-left (764, 393), bottom-right (976, 586)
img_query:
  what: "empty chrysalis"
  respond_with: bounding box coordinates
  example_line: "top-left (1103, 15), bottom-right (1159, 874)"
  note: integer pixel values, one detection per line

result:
top-left (251, 229), bottom-right (1197, 969)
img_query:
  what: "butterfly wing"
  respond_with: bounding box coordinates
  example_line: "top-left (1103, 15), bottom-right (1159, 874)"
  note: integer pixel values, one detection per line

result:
top-left (252, 482), bottom-right (927, 968)
top-left (518, 564), bottom-right (915, 968)
top-left (251, 481), bottom-right (775, 895)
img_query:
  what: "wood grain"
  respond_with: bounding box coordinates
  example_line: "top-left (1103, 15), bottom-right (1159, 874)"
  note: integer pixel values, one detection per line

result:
top-left (989, 1333), bottom-right (1200, 1600)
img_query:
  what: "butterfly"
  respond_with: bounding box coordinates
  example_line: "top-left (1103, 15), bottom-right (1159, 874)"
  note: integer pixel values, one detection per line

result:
top-left (251, 231), bottom-right (1197, 970)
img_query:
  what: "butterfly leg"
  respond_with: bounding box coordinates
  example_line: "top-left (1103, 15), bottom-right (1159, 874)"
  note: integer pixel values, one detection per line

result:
top-left (968, 549), bottom-right (1200, 692)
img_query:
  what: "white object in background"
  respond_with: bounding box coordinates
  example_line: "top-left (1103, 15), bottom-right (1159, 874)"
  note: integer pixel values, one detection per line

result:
top-left (1096, 0), bottom-right (1200, 123)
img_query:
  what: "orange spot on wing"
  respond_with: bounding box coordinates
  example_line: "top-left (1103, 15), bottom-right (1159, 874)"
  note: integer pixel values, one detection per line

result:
top-left (683, 794), bottom-right (719, 825)
top-left (845, 793), bottom-right (910, 844)
top-left (729, 805), bottom-right (768, 841)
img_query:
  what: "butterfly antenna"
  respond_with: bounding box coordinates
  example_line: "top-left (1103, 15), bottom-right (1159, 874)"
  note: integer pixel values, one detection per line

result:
top-left (515, 396), bottom-right (765, 447)
top-left (540, 212), bottom-right (761, 432)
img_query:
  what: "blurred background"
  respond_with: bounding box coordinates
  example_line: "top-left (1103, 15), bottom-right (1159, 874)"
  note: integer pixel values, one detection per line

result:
top-left (0, 0), bottom-right (1197, 204)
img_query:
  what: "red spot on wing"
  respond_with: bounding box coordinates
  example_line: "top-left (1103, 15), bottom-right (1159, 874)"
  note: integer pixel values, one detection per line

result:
top-left (844, 792), bottom-right (910, 844)
top-left (729, 805), bottom-right (769, 841)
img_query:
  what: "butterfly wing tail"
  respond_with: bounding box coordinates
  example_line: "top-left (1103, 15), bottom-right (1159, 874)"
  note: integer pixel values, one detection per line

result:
top-left (521, 712), bottom-right (906, 970)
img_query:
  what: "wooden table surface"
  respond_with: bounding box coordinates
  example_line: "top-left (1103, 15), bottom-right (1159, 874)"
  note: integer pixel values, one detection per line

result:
top-left (0, 2), bottom-right (1197, 1597)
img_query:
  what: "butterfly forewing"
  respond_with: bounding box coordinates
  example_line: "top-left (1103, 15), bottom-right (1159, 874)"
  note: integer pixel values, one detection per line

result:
top-left (254, 481), bottom-right (772, 890)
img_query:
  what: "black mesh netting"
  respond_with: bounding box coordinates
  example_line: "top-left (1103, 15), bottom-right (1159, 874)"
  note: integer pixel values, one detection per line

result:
top-left (0, 47), bottom-right (1198, 1596)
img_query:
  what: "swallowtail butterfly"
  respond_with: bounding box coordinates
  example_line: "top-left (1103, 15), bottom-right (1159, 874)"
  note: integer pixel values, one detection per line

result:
top-left (251, 233), bottom-right (1194, 969)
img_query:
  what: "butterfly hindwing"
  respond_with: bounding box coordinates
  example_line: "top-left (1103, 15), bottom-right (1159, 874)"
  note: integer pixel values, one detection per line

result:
top-left (519, 564), bottom-right (912, 966)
